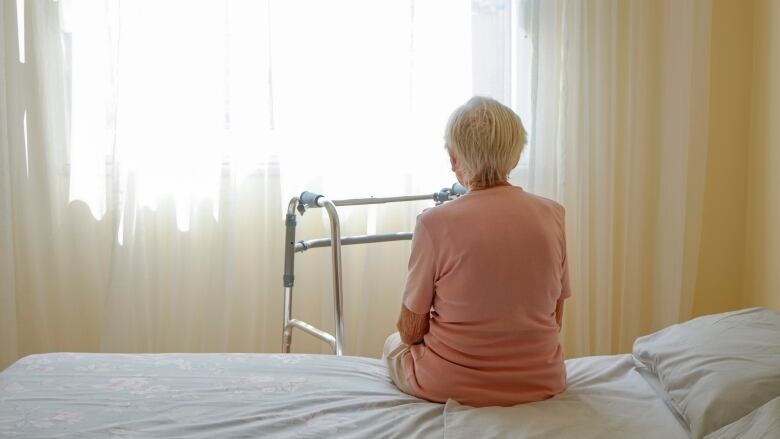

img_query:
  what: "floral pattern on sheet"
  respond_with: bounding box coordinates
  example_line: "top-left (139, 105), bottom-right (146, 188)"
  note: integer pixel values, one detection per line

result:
top-left (0, 353), bottom-right (444, 438)
top-left (30, 411), bottom-right (83, 429)
top-left (298, 413), bottom-right (357, 438)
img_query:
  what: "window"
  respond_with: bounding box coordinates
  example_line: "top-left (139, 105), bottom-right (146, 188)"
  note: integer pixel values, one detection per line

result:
top-left (62, 0), bottom-right (533, 224)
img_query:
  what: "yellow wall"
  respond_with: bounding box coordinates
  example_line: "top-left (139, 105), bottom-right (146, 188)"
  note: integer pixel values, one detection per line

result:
top-left (695, 0), bottom-right (780, 315)
top-left (744, 0), bottom-right (780, 312)
top-left (693, 0), bottom-right (753, 316)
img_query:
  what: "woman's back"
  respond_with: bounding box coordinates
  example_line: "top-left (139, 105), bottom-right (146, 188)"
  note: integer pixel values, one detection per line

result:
top-left (402, 184), bottom-right (570, 407)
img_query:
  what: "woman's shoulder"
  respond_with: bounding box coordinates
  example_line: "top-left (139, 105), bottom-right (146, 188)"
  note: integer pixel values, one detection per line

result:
top-left (474, 185), bottom-right (565, 214)
top-left (416, 202), bottom-right (449, 225)
top-left (521, 190), bottom-right (565, 214)
top-left (413, 199), bottom-right (465, 235)
top-left (418, 186), bottom-right (566, 226)
top-left (418, 194), bottom-right (468, 218)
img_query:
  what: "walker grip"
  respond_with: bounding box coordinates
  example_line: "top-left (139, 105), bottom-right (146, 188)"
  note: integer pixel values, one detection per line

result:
top-left (451, 183), bottom-right (467, 196)
top-left (433, 183), bottom-right (467, 204)
top-left (299, 191), bottom-right (324, 207)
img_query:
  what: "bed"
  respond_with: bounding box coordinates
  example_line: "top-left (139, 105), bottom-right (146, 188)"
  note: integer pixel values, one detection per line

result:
top-left (1, 307), bottom-right (778, 438)
top-left (0, 353), bottom-right (683, 438)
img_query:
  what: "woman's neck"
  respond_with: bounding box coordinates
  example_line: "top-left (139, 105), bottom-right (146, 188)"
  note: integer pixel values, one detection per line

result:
top-left (469, 180), bottom-right (511, 191)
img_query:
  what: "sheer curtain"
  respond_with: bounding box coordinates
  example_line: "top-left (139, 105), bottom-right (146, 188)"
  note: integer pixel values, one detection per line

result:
top-left (1, 0), bottom-right (712, 369)
top-left (518, 0), bottom-right (713, 357)
top-left (1, 0), bottom-right (478, 367)
top-left (64, 0), bottom-right (475, 358)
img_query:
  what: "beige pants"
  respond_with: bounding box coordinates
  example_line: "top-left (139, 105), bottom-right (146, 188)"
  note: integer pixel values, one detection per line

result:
top-left (382, 332), bottom-right (416, 396)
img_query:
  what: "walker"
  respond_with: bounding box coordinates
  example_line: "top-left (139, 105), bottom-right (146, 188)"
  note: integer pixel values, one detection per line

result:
top-left (282, 183), bottom-right (466, 355)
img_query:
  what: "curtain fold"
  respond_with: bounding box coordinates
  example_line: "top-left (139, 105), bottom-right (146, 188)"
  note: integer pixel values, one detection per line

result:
top-left (2, 0), bottom-right (113, 368)
top-left (0, 0), bottom-right (19, 369)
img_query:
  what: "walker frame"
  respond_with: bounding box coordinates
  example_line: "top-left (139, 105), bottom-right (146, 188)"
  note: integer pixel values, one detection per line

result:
top-left (282, 183), bottom-right (466, 355)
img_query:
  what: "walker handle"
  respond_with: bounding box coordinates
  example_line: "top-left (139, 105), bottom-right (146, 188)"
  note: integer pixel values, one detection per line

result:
top-left (451, 183), bottom-right (467, 196)
top-left (299, 191), bottom-right (324, 208)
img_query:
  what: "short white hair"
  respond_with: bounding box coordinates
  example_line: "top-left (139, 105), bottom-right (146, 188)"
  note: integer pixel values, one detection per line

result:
top-left (445, 96), bottom-right (526, 189)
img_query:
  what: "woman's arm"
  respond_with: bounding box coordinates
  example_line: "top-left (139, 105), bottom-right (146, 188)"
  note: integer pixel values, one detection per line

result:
top-left (397, 304), bottom-right (430, 345)
top-left (555, 298), bottom-right (565, 331)
top-left (398, 216), bottom-right (436, 345)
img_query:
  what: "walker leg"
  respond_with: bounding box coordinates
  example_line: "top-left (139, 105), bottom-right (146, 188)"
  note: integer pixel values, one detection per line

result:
top-left (323, 201), bottom-right (345, 356)
top-left (282, 286), bottom-right (293, 353)
top-left (282, 202), bottom-right (298, 353)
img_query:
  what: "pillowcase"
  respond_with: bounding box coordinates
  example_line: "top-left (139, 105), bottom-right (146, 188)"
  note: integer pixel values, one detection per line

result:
top-left (633, 307), bottom-right (780, 439)
top-left (703, 395), bottom-right (780, 439)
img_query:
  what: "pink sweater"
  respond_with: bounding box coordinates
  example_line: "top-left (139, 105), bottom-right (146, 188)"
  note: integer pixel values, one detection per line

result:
top-left (402, 185), bottom-right (570, 407)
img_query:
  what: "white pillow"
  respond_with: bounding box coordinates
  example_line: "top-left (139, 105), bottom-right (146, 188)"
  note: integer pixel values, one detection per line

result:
top-left (703, 395), bottom-right (780, 439)
top-left (633, 307), bottom-right (780, 439)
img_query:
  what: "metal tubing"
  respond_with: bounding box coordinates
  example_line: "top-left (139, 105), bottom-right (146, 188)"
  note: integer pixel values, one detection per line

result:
top-left (301, 190), bottom-right (460, 209)
top-left (283, 200), bottom-right (298, 287)
top-left (295, 232), bottom-right (413, 253)
top-left (332, 194), bottom-right (434, 206)
top-left (322, 199), bottom-right (345, 356)
top-left (282, 287), bottom-right (293, 353)
top-left (282, 197), bottom-right (299, 353)
top-left (288, 319), bottom-right (337, 351)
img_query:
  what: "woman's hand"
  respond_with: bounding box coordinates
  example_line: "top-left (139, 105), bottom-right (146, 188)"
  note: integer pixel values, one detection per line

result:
top-left (397, 305), bottom-right (430, 345)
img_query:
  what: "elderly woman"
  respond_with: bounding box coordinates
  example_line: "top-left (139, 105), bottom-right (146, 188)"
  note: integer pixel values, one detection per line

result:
top-left (383, 96), bottom-right (570, 407)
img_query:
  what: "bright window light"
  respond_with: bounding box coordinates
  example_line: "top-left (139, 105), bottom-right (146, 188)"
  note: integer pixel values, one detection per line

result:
top-left (64, 1), bottom-right (532, 226)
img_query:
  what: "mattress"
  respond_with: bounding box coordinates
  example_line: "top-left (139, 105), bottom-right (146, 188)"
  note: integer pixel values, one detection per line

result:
top-left (0, 352), bottom-right (687, 438)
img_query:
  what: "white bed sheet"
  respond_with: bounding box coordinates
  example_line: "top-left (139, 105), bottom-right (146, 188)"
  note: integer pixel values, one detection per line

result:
top-left (1, 352), bottom-right (690, 438)
top-left (444, 354), bottom-right (691, 439)
top-left (0, 353), bottom-right (443, 438)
